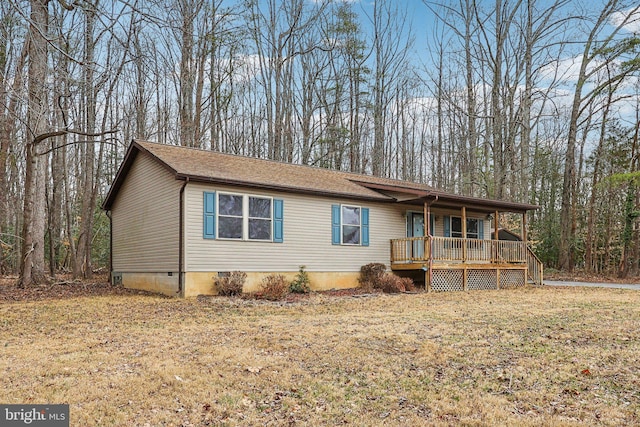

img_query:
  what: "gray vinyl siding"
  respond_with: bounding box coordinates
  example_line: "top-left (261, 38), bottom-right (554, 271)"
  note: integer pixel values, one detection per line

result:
top-left (111, 153), bottom-right (181, 271)
top-left (184, 182), bottom-right (408, 272)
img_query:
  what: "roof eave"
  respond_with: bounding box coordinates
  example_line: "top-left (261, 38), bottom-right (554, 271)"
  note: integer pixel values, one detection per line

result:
top-left (353, 180), bottom-right (538, 212)
top-left (175, 173), bottom-right (393, 202)
top-left (430, 191), bottom-right (539, 212)
top-left (349, 180), bottom-right (431, 198)
top-left (102, 142), bottom-right (139, 211)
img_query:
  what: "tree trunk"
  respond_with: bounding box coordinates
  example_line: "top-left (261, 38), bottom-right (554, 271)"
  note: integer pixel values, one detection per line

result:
top-left (179, 0), bottom-right (196, 147)
top-left (74, 3), bottom-right (97, 280)
top-left (19, 0), bottom-right (50, 287)
top-left (1, 38), bottom-right (27, 275)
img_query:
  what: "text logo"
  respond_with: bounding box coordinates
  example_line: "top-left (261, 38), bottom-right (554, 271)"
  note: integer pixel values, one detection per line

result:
top-left (1, 405), bottom-right (69, 426)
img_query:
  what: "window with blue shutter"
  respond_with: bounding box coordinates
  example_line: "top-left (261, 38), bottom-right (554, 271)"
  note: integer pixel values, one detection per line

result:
top-left (203, 192), bottom-right (216, 239)
top-left (203, 191), bottom-right (283, 242)
top-left (332, 204), bottom-right (368, 246)
top-left (478, 219), bottom-right (484, 239)
top-left (429, 214), bottom-right (435, 236)
top-left (444, 215), bottom-right (451, 237)
top-left (273, 199), bottom-right (284, 243)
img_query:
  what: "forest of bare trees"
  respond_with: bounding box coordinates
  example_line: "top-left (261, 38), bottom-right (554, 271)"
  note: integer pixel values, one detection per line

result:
top-left (1, 0), bottom-right (640, 285)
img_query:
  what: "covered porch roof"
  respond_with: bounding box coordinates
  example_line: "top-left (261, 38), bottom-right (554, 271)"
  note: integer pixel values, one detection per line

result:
top-left (351, 181), bottom-right (539, 214)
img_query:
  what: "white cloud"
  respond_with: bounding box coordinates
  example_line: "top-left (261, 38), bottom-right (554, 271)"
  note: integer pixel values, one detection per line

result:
top-left (538, 54), bottom-right (619, 87)
top-left (610, 7), bottom-right (640, 33)
top-left (539, 55), bottom-right (583, 83)
top-left (232, 54), bottom-right (263, 83)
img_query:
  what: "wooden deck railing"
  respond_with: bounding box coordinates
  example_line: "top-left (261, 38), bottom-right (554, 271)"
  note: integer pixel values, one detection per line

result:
top-left (526, 246), bottom-right (544, 285)
top-left (390, 236), bottom-right (527, 264)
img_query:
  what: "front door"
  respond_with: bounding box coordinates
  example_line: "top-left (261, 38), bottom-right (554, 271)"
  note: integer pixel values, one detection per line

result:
top-left (407, 212), bottom-right (425, 259)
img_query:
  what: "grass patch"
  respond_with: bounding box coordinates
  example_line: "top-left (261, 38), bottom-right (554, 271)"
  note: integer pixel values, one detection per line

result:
top-left (0, 286), bottom-right (639, 425)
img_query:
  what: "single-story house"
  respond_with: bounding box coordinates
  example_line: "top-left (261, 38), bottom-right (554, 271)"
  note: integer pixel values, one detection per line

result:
top-left (102, 140), bottom-right (543, 297)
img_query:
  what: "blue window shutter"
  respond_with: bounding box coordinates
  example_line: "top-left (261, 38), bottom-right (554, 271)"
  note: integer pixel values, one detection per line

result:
top-left (331, 204), bottom-right (340, 245)
top-left (273, 199), bottom-right (284, 243)
top-left (444, 215), bottom-right (450, 237)
top-left (478, 219), bottom-right (484, 239)
top-left (429, 214), bottom-right (435, 236)
top-left (361, 208), bottom-right (369, 246)
top-left (203, 192), bottom-right (216, 239)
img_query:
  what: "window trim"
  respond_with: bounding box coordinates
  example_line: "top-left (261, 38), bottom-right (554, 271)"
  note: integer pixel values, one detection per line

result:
top-left (217, 192), bottom-right (244, 240)
top-left (248, 195), bottom-right (273, 241)
top-left (340, 204), bottom-right (362, 245)
top-left (216, 192), bottom-right (274, 242)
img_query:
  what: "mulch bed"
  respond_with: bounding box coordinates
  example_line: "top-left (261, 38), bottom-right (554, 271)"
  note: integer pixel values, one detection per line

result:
top-left (1, 276), bottom-right (419, 304)
top-left (0, 276), bottom-right (376, 304)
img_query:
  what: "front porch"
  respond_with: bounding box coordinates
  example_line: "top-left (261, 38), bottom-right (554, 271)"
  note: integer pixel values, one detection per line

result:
top-left (350, 179), bottom-right (543, 292)
top-left (390, 236), bottom-right (543, 291)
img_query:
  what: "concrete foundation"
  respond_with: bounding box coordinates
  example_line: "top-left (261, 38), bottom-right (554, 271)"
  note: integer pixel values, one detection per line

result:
top-left (114, 270), bottom-right (361, 298)
top-left (118, 272), bottom-right (180, 296)
top-left (183, 271), bottom-right (360, 297)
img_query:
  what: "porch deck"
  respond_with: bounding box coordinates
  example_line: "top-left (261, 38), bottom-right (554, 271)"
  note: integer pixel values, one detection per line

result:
top-left (391, 236), bottom-right (527, 266)
top-left (390, 237), bottom-right (543, 291)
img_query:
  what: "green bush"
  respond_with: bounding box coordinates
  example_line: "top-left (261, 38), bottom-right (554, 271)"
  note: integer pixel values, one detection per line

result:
top-left (257, 274), bottom-right (289, 300)
top-left (214, 271), bottom-right (247, 296)
top-left (289, 266), bottom-right (311, 294)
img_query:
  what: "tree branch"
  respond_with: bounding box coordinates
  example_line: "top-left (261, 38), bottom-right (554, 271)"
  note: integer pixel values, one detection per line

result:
top-left (33, 128), bottom-right (118, 147)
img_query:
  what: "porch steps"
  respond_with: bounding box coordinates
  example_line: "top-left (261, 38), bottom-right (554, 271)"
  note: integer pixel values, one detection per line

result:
top-left (526, 246), bottom-right (544, 286)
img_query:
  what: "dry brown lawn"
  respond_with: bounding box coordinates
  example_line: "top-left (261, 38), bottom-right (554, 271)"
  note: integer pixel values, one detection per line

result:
top-left (0, 285), bottom-right (639, 426)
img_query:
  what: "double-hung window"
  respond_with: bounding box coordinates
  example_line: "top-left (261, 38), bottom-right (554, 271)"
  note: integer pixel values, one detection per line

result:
top-left (341, 205), bottom-right (361, 245)
top-left (450, 216), bottom-right (480, 239)
top-left (466, 218), bottom-right (479, 239)
top-left (203, 191), bottom-right (283, 242)
top-left (218, 194), bottom-right (244, 239)
top-left (331, 204), bottom-right (369, 246)
top-left (248, 196), bottom-right (272, 240)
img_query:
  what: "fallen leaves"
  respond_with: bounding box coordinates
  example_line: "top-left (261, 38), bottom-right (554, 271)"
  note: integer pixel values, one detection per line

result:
top-left (0, 282), bottom-right (639, 426)
top-left (0, 275), bottom-right (156, 302)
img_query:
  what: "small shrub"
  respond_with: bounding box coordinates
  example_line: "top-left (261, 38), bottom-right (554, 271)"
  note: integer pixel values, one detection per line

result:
top-left (289, 266), bottom-right (311, 294)
top-left (402, 277), bottom-right (417, 292)
top-left (357, 263), bottom-right (416, 293)
top-left (214, 271), bottom-right (246, 296)
top-left (258, 274), bottom-right (289, 300)
top-left (358, 263), bottom-right (386, 290)
top-left (377, 275), bottom-right (416, 293)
